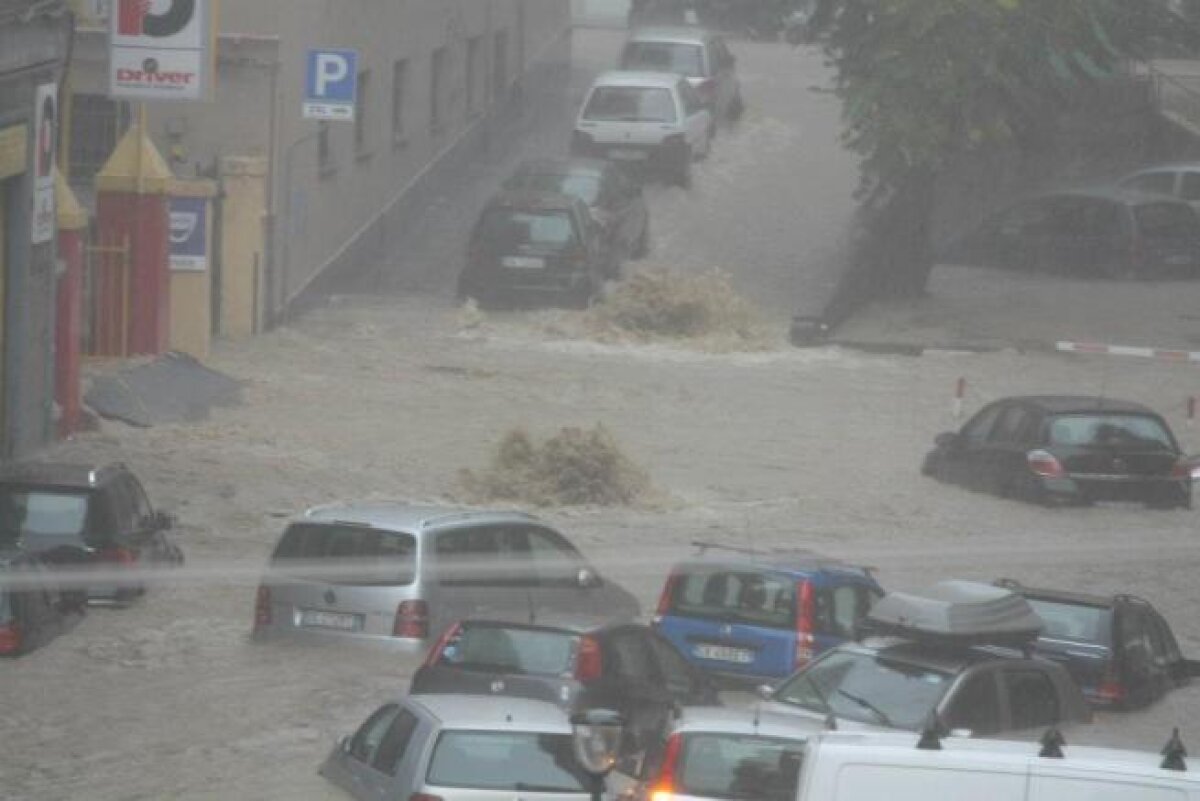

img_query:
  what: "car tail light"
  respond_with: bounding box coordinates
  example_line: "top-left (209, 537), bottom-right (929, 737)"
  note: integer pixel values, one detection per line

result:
top-left (0, 621), bottom-right (21, 655)
top-left (393, 600), bottom-right (429, 639)
top-left (649, 733), bottom-right (684, 801)
top-left (1170, 458), bottom-right (1197, 480)
top-left (99, 546), bottom-right (137, 566)
top-left (1097, 662), bottom-right (1127, 705)
top-left (795, 580), bottom-right (815, 669)
top-left (423, 621), bottom-right (462, 668)
top-left (654, 572), bottom-right (680, 623)
top-left (253, 585), bottom-right (271, 628)
top-left (575, 634), bottom-right (603, 682)
top-left (1027, 449), bottom-right (1065, 479)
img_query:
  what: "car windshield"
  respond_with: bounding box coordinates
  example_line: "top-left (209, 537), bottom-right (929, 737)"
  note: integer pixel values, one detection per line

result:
top-left (1026, 599), bottom-right (1112, 646)
top-left (509, 172), bottom-right (602, 205)
top-left (437, 625), bottom-right (577, 675)
top-left (677, 733), bottom-right (805, 801)
top-left (622, 42), bottom-right (705, 77)
top-left (668, 569), bottom-right (795, 629)
top-left (479, 209), bottom-right (577, 251)
top-left (0, 489), bottom-right (90, 548)
top-left (1046, 414), bottom-right (1176, 449)
top-left (583, 86), bottom-right (677, 122)
top-left (425, 731), bottom-right (590, 792)
top-left (774, 650), bottom-right (952, 730)
top-left (271, 523), bottom-right (416, 586)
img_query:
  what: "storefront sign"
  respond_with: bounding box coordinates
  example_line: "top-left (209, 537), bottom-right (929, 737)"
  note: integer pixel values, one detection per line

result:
top-left (169, 195), bottom-right (207, 271)
top-left (0, 125), bottom-right (27, 181)
top-left (110, 0), bottom-right (215, 101)
top-left (31, 84), bottom-right (57, 244)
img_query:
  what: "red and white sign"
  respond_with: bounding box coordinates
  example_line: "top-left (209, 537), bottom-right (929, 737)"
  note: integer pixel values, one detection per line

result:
top-left (1055, 341), bottom-right (1200, 364)
top-left (109, 0), bottom-right (214, 101)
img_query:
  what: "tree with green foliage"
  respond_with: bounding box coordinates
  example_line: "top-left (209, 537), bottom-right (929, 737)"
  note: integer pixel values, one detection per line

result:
top-left (809, 0), bottom-right (1194, 302)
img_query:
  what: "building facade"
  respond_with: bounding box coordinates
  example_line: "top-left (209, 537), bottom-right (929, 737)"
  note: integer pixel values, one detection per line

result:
top-left (0, 0), bottom-right (72, 458)
top-left (68, 0), bottom-right (572, 329)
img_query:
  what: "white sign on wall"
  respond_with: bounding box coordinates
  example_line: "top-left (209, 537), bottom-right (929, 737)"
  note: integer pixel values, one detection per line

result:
top-left (31, 83), bottom-right (57, 245)
top-left (109, 0), bottom-right (215, 101)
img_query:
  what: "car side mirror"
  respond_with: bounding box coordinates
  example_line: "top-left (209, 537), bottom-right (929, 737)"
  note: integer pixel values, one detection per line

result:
top-left (577, 566), bottom-right (602, 589)
top-left (756, 683), bottom-right (775, 701)
top-left (154, 511), bottom-right (176, 531)
top-left (934, 431), bottom-right (961, 449)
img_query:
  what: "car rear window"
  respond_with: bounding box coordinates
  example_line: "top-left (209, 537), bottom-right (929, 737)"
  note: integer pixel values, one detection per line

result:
top-left (583, 86), bottom-right (677, 123)
top-left (479, 209), bottom-right (577, 250)
top-left (1046, 413), bottom-right (1175, 449)
top-left (437, 624), bottom-right (577, 675)
top-left (426, 731), bottom-right (589, 792)
top-left (621, 41), bottom-right (706, 77)
top-left (1026, 598), bottom-right (1112, 646)
top-left (508, 172), bottom-right (602, 205)
top-left (1135, 201), bottom-right (1199, 239)
top-left (668, 570), bottom-right (796, 629)
top-left (677, 734), bottom-right (805, 801)
top-left (0, 489), bottom-right (90, 548)
top-left (271, 523), bottom-right (416, 586)
top-left (775, 650), bottom-right (951, 730)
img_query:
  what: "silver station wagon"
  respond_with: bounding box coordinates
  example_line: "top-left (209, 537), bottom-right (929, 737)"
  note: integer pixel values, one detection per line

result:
top-left (320, 694), bottom-right (598, 801)
top-left (251, 502), bottom-right (640, 652)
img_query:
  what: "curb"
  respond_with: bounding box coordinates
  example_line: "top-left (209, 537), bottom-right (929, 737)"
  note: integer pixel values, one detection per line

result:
top-left (822, 339), bottom-right (1060, 358)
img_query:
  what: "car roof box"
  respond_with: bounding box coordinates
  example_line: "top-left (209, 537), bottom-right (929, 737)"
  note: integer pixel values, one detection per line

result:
top-left (862, 580), bottom-right (1042, 647)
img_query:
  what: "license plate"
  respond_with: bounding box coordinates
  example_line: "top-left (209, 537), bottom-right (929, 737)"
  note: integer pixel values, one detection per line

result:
top-left (501, 256), bottom-right (545, 269)
top-left (300, 610), bottom-right (359, 631)
top-left (609, 149), bottom-right (648, 161)
top-left (694, 644), bottom-right (755, 664)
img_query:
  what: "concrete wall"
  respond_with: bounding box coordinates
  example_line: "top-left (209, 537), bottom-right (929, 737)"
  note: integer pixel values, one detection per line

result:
top-left (0, 4), bottom-right (72, 458)
top-left (68, 0), bottom-right (572, 325)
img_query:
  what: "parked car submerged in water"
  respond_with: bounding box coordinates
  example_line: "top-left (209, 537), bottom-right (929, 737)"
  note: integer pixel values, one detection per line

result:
top-left (945, 187), bottom-right (1200, 279)
top-left (0, 462), bottom-right (182, 605)
top-left (252, 502), bottom-right (640, 653)
top-left (922, 395), bottom-right (1197, 508)
top-left (995, 578), bottom-right (1199, 709)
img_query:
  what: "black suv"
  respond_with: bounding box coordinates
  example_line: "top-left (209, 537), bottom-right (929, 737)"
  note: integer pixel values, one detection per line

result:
top-left (457, 190), bottom-right (618, 309)
top-left (0, 462), bottom-right (182, 604)
top-left (996, 579), bottom-right (1198, 709)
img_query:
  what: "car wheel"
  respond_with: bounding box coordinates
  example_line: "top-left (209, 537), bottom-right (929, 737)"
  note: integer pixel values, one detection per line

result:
top-left (633, 219), bottom-right (650, 259)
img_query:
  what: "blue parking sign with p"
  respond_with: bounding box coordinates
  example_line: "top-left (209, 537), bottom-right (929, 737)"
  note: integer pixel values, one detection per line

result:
top-left (303, 49), bottom-right (358, 121)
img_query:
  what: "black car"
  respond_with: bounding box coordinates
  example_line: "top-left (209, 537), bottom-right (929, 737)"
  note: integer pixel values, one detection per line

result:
top-left (922, 395), bottom-right (1196, 508)
top-left (945, 187), bottom-right (1200, 279)
top-left (0, 462), bottom-right (183, 604)
top-left (995, 579), bottom-right (1199, 710)
top-left (0, 550), bottom-right (85, 657)
top-left (457, 190), bottom-right (618, 308)
top-left (410, 615), bottom-right (719, 772)
top-left (503, 157), bottom-right (650, 262)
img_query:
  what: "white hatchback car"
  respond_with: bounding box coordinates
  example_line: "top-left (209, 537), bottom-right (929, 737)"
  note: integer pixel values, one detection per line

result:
top-left (572, 70), bottom-right (712, 187)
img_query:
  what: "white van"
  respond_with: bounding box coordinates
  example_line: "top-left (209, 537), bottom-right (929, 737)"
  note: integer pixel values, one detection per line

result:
top-left (795, 730), bottom-right (1199, 801)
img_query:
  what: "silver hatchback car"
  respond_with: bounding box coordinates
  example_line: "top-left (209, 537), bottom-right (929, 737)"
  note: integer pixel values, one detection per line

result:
top-left (251, 502), bottom-right (640, 653)
top-left (320, 694), bottom-right (597, 800)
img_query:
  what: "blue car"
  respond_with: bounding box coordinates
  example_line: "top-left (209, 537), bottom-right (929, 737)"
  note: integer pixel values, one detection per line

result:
top-left (652, 543), bottom-right (884, 685)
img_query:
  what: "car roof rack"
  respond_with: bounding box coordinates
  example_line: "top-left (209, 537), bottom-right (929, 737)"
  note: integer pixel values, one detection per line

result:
top-left (1162, 728), bottom-right (1188, 772)
top-left (863, 581), bottom-right (1042, 649)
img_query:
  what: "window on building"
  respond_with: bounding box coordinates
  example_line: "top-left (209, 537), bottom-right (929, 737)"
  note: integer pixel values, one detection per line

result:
top-left (431, 46), bottom-right (448, 134)
top-left (355, 70), bottom-right (371, 156)
top-left (493, 30), bottom-right (508, 100)
top-left (391, 59), bottom-right (408, 146)
top-left (68, 93), bottom-right (130, 185)
top-left (466, 36), bottom-right (483, 114)
top-left (317, 121), bottom-right (333, 176)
